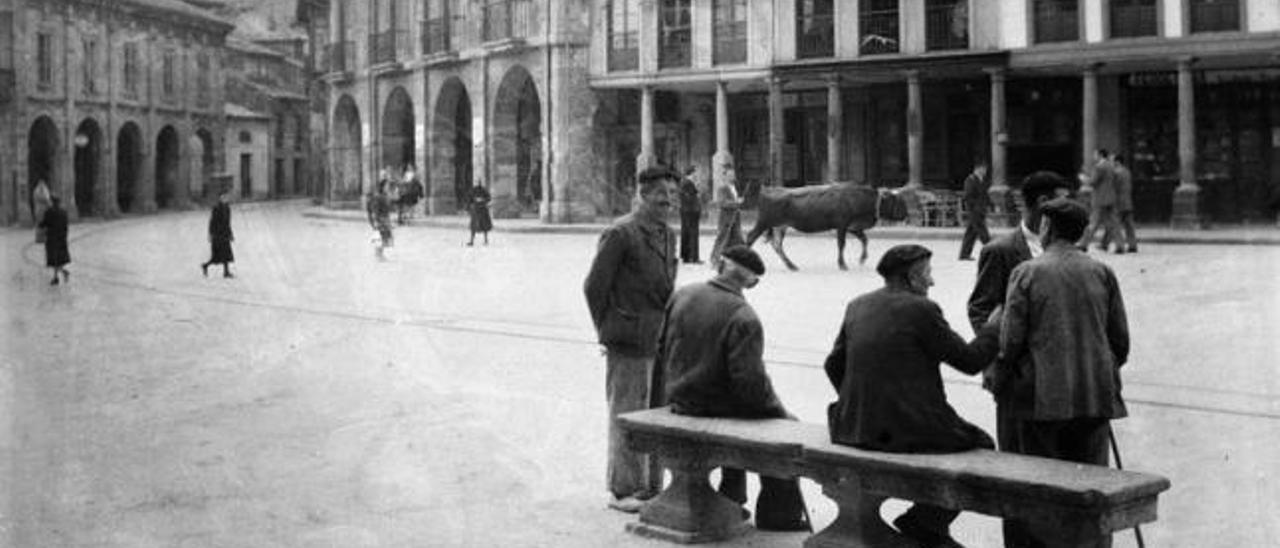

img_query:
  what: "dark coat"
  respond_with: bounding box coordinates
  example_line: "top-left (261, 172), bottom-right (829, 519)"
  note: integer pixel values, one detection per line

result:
top-left (40, 207), bottom-right (70, 268)
top-left (678, 177), bottom-right (701, 215)
top-left (657, 280), bottom-right (786, 419)
top-left (469, 185), bottom-right (493, 232)
top-left (966, 227), bottom-right (1033, 332)
top-left (1114, 165), bottom-right (1134, 213)
top-left (824, 286), bottom-right (998, 453)
top-left (208, 202), bottom-right (234, 263)
top-left (583, 213), bottom-right (677, 357)
top-left (963, 171), bottom-right (990, 213)
top-left (998, 244), bottom-right (1130, 421)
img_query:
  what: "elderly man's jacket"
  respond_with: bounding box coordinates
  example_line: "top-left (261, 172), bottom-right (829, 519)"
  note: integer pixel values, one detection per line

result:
top-left (998, 245), bottom-right (1130, 421)
top-left (584, 212), bottom-right (677, 358)
top-left (825, 287), bottom-right (999, 453)
top-left (656, 280), bottom-right (786, 418)
top-left (967, 227), bottom-right (1033, 332)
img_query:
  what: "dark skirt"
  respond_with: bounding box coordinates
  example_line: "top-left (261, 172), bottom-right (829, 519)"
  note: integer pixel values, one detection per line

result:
top-left (45, 238), bottom-right (70, 268)
top-left (210, 238), bottom-right (234, 263)
top-left (470, 205), bottom-right (493, 232)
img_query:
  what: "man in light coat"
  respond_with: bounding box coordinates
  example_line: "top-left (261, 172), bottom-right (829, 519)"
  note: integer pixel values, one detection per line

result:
top-left (1079, 149), bottom-right (1123, 253)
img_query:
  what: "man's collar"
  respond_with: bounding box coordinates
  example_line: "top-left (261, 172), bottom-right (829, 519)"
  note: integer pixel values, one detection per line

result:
top-left (708, 277), bottom-right (743, 296)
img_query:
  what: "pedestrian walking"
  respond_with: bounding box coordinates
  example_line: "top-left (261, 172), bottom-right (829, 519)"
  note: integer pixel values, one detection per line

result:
top-left (200, 193), bottom-right (236, 278)
top-left (678, 166), bottom-right (702, 264)
top-left (654, 245), bottom-right (808, 530)
top-left (399, 164), bottom-right (421, 225)
top-left (583, 166), bottom-right (679, 514)
top-left (366, 181), bottom-right (394, 261)
top-left (1105, 154), bottom-right (1138, 253)
top-left (32, 179), bottom-right (52, 243)
top-left (39, 196), bottom-right (71, 286)
top-left (1079, 149), bottom-right (1124, 253)
top-left (997, 197), bottom-right (1131, 548)
top-left (824, 244), bottom-right (1002, 547)
top-left (958, 161), bottom-right (991, 261)
top-left (467, 181), bottom-right (493, 246)
top-left (708, 165), bottom-right (745, 265)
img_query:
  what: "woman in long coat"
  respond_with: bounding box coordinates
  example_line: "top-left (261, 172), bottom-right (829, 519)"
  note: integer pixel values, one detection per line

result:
top-left (467, 182), bottom-right (493, 246)
top-left (40, 196), bottom-right (71, 285)
top-left (201, 194), bottom-right (235, 278)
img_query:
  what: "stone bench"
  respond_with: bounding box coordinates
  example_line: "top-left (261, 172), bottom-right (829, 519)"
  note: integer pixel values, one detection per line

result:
top-left (619, 407), bottom-right (1170, 547)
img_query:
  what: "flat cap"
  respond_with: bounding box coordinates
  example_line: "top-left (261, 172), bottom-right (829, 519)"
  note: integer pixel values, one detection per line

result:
top-left (876, 244), bottom-right (932, 277)
top-left (1039, 197), bottom-right (1090, 234)
top-left (721, 245), bottom-right (765, 276)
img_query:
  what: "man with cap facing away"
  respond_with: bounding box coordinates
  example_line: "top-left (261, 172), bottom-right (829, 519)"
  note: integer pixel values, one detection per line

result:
top-left (584, 166), bottom-right (680, 513)
top-left (824, 244), bottom-right (1003, 548)
top-left (996, 197), bottom-right (1130, 548)
top-left (652, 245), bottom-right (808, 531)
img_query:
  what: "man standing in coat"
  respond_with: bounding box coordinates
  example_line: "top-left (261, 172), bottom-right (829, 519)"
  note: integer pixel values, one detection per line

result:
top-left (678, 166), bottom-right (702, 264)
top-left (958, 161), bottom-right (991, 261)
top-left (655, 245), bottom-right (808, 531)
top-left (201, 193), bottom-right (235, 278)
top-left (998, 197), bottom-right (1130, 548)
top-left (825, 244), bottom-right (1002, 548)
top-left (584, 166), bottom-right (679, 513)
top-left (1103, 154), bottom-right (1138, 254)
top-left (1079, 149), bottom-right (1123, 253)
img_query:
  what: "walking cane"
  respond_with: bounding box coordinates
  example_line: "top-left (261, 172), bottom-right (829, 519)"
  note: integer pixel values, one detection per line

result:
top-left (1108, 430), bottom-right (1146, 548)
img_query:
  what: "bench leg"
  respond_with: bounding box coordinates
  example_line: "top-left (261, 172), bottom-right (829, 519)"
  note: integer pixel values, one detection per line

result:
top-left (805, 479), bottom-right (916, 548)
top-left (625, 460), bottom-right (747, 544)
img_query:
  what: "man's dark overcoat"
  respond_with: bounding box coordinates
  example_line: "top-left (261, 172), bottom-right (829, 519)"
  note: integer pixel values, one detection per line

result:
top-left (963, 170), bottom-right (990, 220)
top-left (656, 280), bottom-right (786, 418)
top-left (208, 202), bottom-right (234, 263)
top-left (825, 287), bottom-right (998, 453)
top-left (967, 227), bottom-right (1032, 331)
top-left (584, 213), bottom-right (677, 358)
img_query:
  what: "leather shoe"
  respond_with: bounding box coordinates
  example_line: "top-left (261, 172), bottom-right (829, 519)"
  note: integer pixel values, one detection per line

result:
top-left (893, 514), bottom-right (966, 548)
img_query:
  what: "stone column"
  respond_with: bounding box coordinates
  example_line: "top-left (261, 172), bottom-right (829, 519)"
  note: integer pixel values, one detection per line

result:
top-left (987, 68), bottom-right (1010, 226)
top-left (711, 81), bottom-right (734, 191)
top-left (827, 76), bottom-right (842, 183)
top-left (1172, 57), bottom-right (1203, 228)
top-left (905, 70), bottom-right (922, 188)
top-left (1079, 63), bottom-right (1099, 206)
top-left (636, 85), bottom-right (656, 174)
top-left (769, 76), bottom-right (784, 186)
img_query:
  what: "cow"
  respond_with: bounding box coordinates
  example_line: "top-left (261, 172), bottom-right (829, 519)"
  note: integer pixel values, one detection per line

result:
top-left (745, 182), bottom-right (909, 271)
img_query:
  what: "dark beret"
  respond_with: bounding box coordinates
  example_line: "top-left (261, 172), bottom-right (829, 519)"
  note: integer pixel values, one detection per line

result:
top-left (721, 245), bottom-right (765, 276)
top-left (876, 244), bottom-right (933, 278)
top-left (1039, 197), bottom-right (1090, 233)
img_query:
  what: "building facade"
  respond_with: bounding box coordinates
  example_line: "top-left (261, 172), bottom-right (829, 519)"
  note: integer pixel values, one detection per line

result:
top-left (0, 0), bottom-right (233, 226)
top-left (224, 36), bottom-right (314, 199)
top-left (323, 0), bottom-right (598, 221)
top-left (589, 0), bottom-right (1280, 225)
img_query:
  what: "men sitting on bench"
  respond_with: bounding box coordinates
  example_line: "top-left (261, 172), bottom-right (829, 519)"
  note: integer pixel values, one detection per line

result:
top-left (823, 244), bottom-right (1003, 548)
top-left (654, 245), bottom-right (809, 531)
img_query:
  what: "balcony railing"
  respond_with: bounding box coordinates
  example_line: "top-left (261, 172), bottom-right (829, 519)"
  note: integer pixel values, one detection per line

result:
top-left (422, 17), bottom-right (452, 55)
top-left (484, 0), bottom-right (534, 43)
top-left (324, 41), bottom-right (354, 73)
top-left (1033, 0), bottom-right (1079, 43)
top-left (796, 14), bottom-right (833, 58)
top-left (860, 9), bottom-right (900, 55)
top-left (925, 2), bottom-right (968, 51)
top-left (713, 21), bottom-right (747, 65)
top-left (608, 30), bottom-right (638, 71)
top-left (658, 29), bottom-right (691, 69)
top-left (370, 29), bottom-right (410, 65)
top-left (1110, 2), bottom-right (1157, 38)
top-left (1190, 0), bottom-right (1239, 33)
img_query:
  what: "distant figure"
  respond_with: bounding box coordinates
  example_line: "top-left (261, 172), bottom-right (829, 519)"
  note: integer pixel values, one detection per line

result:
top-left (958, 161), bottom-right (991, 261)
top-left (201, 193), bottom-right (235, 278)
top-left (678, 166), bottom-right (702, 264)
top-left (1105, 154), bottom-right (1138, 254)
top-left (708, 166), bottom-right (745, 265)
top-left (366, 181), bottom-right (394, 261)
top-left (32, 179), bottom-right (52, 242)
top-left (40, 196), bottom-right (71, 285)
top-left (399, 165), bottom-right (422, 225)
top-left (1079, 149), bottom-right (1123, 253)
top-left (467, 182), bottom-right (493, 246)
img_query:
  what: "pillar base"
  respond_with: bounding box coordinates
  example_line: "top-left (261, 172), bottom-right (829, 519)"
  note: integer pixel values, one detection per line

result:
top-left (1171, 184), bottom-right (1206, 229)
top-left (628, 461), bottom-right (748, 544)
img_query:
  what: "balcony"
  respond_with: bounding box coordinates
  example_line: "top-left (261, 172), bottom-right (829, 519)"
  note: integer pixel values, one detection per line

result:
top-left (370, 29), bottom-right (410, 65)
top-left (324, 41), bottom-right (354, 73)
top-left (713, 21), bottom-right (747, 65)
top-left (796, 14), bottom-right (833, 59)
top-left (422, 17), bottom-right (452, 55)
top-left (926, 1), bottom-right (968, 51)
top-left (483, 0), bottom-right (534, 43)
top-left (608, 30), bottom-right (638, 71)
top-left (860, 9), bottom-right (900, 55)
top-left (658, 29), bottom-right (691, 69)
top-left (1110, 1), bottom-right (1157, 38)
top-left (1033, 0), bottom-right (1079, 43)
top-left (1190, 0), bottom-right (1239, 33)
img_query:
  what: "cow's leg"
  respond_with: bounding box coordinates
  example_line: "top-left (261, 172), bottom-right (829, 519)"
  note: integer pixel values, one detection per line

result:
top-left (745, 223), bottom-right (768, 247)
top-left (836, 229), bottom-right (848, 271)
top-left (850, 230), bottom-right (869, 265)
top-left (770, 227), bottom-right (799, 271)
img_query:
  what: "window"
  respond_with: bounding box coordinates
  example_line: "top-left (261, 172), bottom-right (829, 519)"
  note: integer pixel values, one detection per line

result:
top-left (162, 51), bottom-right (176, 98)
top-left (195, 53), bottom-right (211, 105)
top-left (423, 0), bottom-right (452, 54)
top-left (123, 43), bottom-right (139, 98)
top-left (925, 0), bottom-right (968, 51)
top-left (37, 32), bottom-right (53, 90)
top-left (1109, 0), bottom-right (1157, 38)
top-left (796, 0), bottom-right (833, 59)
top-left (239, 131), bottom-right (253, 144)
top-left (82, 37), bottom-right (98, 95)
top-left (0, 11), bottom-right (12, 71)
top-left (860, 0), bottom-right (900, 55)
top-left (276, 115), bottom-right (286, 148)
top-left (607, 0), bottom-right (639, 71)
top-left (295, 115), bottom-right (306, 151)
top-left (658, 0), bottom-right (691, 69)
top-left (713, 0), bottom-right (747, 65)
top-left (1189, 0), bottom-right (1239, 33)
top-left (1032, 0), bottom-right (1079, 43)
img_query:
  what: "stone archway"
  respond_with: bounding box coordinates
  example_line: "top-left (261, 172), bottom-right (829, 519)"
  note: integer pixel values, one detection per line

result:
top-left (116, 122), bottom-right (144, 213)
top-left (381, 86), bottom-right (415, 178)
top-left (492, 65), bottom-right (542, 218)
top-left (432, 77), bottom-right (473, 212)
top-left (190, 129), bottom-right (216, 201)
top-left (73, 118), bottom-right (104, 217)
top-left (332, 94), bottom-right (363, 201)
top-left (28, 116), bottom-right (60, 218)
top-left (155, 126), bottom-right (181, 209)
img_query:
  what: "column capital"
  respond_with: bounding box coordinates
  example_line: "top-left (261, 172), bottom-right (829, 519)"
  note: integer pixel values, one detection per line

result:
top-left (902, 69), bottom-right (921, 83)
top-left (1175, 56), bottom-right (1197, 69)
top-left (824, 73), bottom-right (841, 86)
top-left (984, 67), bottom-right (1007, 80)
top-left (1080, 61), bottom-right (1103, 74)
